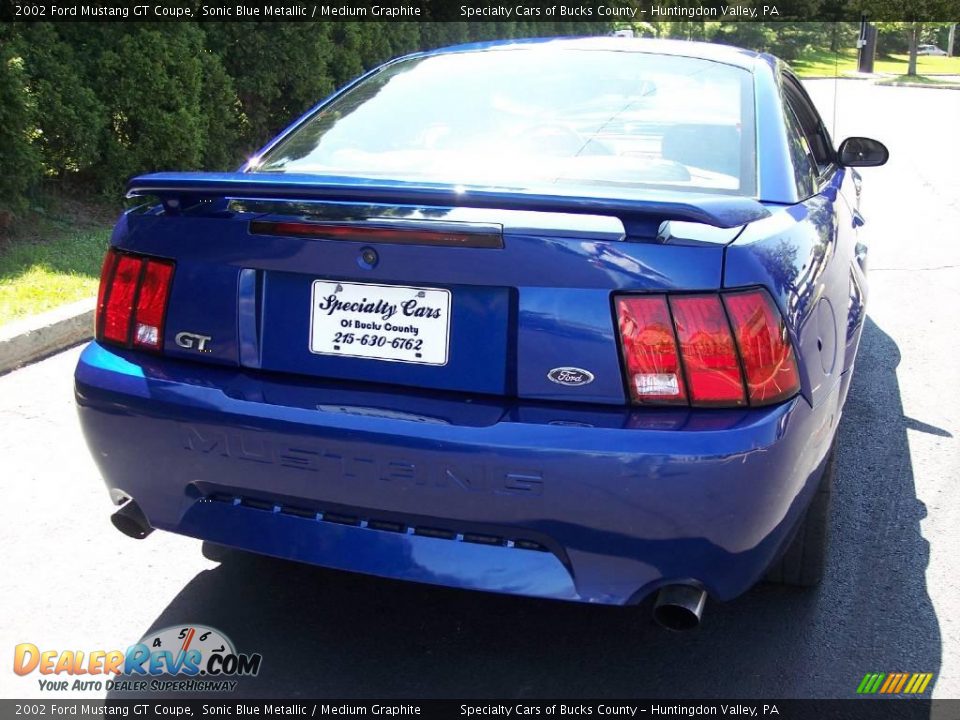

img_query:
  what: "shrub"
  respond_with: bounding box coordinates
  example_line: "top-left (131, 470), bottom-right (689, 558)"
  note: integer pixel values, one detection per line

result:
top-left (94, 26), bottom-right (208, 195)
top-left (18, 24), bottom-right (106, 183)
top-left (0, 28), bottom-right (41, 214)
top-left (3, 19), bottom-right (616, 209)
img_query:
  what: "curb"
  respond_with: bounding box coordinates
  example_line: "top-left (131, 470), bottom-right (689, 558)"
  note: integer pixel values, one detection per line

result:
top-left (0, 298), bottom-right (95, 375)
top-left (876, 81), bottom-right (960, 90)
top-left (799, 75), bottom-right (875, 81)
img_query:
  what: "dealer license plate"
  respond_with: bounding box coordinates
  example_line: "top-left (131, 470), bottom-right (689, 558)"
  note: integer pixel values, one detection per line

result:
top-left (309, 280), bottom-right (451, 365)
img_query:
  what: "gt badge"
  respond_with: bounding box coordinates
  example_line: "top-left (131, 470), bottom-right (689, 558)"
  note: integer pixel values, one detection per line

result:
top-left (175, 332), bottom-right (213, 352)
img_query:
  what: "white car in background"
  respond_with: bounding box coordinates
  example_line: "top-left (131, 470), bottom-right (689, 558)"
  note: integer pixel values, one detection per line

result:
top-left (917, 44), bottom-right (948, 56)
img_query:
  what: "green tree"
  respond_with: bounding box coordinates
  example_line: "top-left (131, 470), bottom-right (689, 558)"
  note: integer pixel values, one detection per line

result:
top-left (868, 0), bottom-right (960, 76)
top-left (204, 23), bottom-right (335, 156)
top-left (95, 26), bottom-right (207, 194)
top-left (198, 48), bottom-right (240, 170)
top-left (1, 18), bottom-right (618, 211)
top-left (0, 27), bottom-right (41, 215)
top-left (17, 23), bottom-right (105, 183)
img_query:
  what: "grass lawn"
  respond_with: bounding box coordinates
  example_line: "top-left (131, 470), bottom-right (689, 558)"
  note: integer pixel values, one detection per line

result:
top-left (0, 196), bottom-right (115, 327)
top-left (792, 48), bottom-right (960, 78)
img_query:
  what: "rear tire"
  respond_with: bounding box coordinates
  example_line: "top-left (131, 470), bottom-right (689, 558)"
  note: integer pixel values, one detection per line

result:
top-left (765, 443), bottom-right (835, 587)
top-left (201, 541), bottom-right (237, 562)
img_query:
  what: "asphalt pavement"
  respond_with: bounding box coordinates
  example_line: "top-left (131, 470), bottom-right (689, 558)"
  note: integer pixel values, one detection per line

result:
top-left (1, 80), bottom-right (957, 700)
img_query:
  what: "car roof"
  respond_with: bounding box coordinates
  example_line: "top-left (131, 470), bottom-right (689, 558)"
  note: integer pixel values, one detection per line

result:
top-left (411, 36), bottom-right (775, 73)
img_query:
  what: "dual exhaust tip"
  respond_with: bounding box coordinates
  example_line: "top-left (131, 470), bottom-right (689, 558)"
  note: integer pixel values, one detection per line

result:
top-left (653, 584), bottom-right (707, 631)
top-left (109, 501), bottom-right (707, 630)
top-left (111, 499), bottom-right (153, 540)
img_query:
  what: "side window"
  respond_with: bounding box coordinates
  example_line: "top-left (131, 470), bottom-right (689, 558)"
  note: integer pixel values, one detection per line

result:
top-left (782, 75), bottom-right (834, 172)
top-left (782, 100), bottom-right (817, 199)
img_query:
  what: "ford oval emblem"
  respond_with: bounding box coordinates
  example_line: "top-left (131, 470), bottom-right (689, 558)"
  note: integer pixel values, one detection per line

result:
top-left (547, 367), bottom-right (595, 387)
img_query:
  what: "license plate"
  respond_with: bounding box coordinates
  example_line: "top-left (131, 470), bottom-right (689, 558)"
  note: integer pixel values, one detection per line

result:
top-left (309, 280), bottom-right (451, 365)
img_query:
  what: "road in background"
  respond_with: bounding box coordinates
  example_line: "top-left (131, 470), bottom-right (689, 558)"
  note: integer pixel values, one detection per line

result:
top-left (1, 81), bottom-right (957, 699)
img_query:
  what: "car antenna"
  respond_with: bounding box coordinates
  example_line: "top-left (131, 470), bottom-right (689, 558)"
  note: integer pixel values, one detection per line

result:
top-left (832, 24), bottom-right (839, 140)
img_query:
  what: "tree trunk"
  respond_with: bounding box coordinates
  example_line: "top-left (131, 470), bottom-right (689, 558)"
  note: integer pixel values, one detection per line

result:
top-left (907, 24), bottom-right (919, 77)
top-left (949, 23), bottom-right (956, 57)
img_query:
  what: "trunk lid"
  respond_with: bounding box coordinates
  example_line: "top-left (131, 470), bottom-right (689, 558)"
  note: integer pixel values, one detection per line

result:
top-left (123, 172), bottom-right (763, 405)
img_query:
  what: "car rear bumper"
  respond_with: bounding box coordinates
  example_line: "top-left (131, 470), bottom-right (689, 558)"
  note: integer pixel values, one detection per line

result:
top-left (75, 342), bottom-right (838, 605)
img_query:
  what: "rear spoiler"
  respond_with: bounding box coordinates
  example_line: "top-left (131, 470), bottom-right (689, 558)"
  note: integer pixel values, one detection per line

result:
top-left (127, 172), bottom-right (770, 229)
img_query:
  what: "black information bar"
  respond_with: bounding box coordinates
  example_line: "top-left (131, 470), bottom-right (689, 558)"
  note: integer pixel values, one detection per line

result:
top-left (3, 0), bottom-right (959, 23)
top-left (0, 699), bottom-right (946, 720)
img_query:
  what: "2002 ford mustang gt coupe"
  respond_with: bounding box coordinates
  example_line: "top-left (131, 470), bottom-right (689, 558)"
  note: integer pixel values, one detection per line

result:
top-left (76, 37), bottom-right (887, 629)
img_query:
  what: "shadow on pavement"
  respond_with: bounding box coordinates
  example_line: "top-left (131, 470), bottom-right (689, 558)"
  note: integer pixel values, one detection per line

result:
top-left (111, 317), bottom-right (940, 699)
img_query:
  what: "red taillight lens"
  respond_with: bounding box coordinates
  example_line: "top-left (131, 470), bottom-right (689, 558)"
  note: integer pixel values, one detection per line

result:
top-left (101, 254), bottom-right (143, 344)
top-left (132, 259), bottom-right (175, 350)
top-left (96, 249), bottom-right (174, 352)
top-left (615, 295), bottom-right (687, 404)
top-left (615, 288), bottom-right (800, 408)
top-left (723, 290), bottom-right (801, 406)
top-left (95, 249), bottom-right (118, 336)
top-left (669, 295), bottom-right (746, 407)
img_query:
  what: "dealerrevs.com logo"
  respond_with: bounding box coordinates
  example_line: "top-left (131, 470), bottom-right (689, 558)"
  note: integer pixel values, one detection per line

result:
top-left (13, 625), bottom-right (262, 693)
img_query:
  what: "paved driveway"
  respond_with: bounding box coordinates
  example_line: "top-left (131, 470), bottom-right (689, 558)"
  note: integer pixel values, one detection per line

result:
top-left (1, 81), bottom-right (957, 700)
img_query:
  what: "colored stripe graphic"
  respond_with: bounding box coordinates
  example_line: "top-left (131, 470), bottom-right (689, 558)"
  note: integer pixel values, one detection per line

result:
top-left (857, 673), bottom-right (885, 694)
top-left (879, 674), bottom-right (896, 694)
top-left (905, 673), bottom-right (934, 694)
top-left (857, 672), bottom-right (933, 694)
top-left (904, 674), bottom-right (920, 694)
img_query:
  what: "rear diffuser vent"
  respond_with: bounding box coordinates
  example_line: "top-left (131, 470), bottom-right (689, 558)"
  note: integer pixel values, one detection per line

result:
top-left (205, 492), bottom-right (547, 552)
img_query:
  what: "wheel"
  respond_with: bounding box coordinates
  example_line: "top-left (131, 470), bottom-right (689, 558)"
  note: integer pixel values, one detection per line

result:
top-left (765, 443), bottom-right (835, 587)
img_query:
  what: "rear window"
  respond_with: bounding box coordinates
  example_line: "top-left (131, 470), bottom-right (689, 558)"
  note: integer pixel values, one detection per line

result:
top-left (254, 48), bottom-right (756, 197)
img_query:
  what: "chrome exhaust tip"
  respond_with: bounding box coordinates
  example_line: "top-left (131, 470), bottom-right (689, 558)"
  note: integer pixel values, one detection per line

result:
top-left (653, 584), bottom-right (707, 631)
top-left (111, 499), bottom-right (153, 540)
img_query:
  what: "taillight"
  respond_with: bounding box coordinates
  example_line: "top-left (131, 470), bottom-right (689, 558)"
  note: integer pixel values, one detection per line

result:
top-left (95, 250), bottom-right (118, 336)
top-left (615, 288), bottom-right (800, 408)
top-left (669, 295), bottom-right (746, 407)
top-left (132, 260), bottom-right (175, 350)
top-left (95, 249), bottom-right (175, 352)
top-left (101, 255), bottom-right (141, 344)
top-left (616, 296), bottom-right (686, 405)
top-left (723, 290), bottom-right (801, 406)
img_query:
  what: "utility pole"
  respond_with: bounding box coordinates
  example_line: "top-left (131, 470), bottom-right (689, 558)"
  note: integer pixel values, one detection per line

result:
top-left (948, 23), bottom-right (956, 57)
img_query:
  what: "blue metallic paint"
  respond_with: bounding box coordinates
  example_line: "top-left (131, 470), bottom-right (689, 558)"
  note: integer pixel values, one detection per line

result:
top-left (728, 168), bottom-right (863, 411)
top-left (129, 172), bottom-right (772, 229)
top-left (118, 209), bottom-right (725, 401)
top-left (261, 274), bottom-right (514, 395)
top-left (76, 342), bottom-right (838, 604)
top-left (76, 38), bottom-right (870, 607)
top-left (752, 57), bottom-right (801, 203)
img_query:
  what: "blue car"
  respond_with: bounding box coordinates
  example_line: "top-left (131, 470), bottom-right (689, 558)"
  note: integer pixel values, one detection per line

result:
top-left (75, 38), bottom-right (887, 629)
